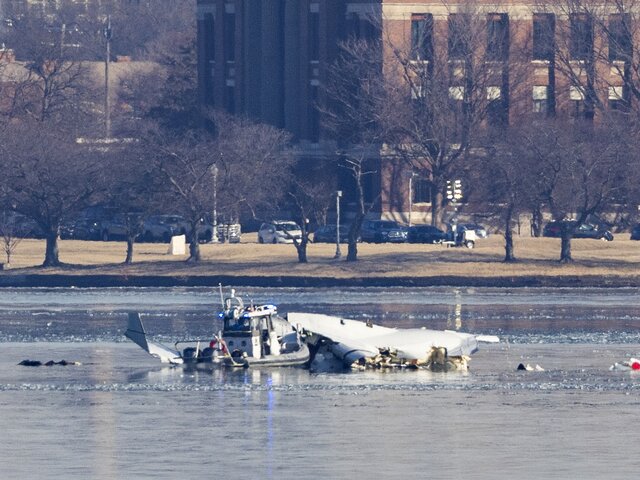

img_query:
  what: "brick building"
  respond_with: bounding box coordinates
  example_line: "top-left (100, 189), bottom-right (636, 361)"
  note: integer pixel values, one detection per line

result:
top-left (197, 1), bottom-right (634, 223)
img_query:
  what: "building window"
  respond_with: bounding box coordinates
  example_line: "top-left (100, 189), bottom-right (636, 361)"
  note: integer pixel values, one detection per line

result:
top-left (532, 86), bottom-right (549, 113)
top-left (204, 13), bottom-right (215, 60)
top-left (224, 8), bottom-right (235, 63)
top-left (609, 14), bottom-right (632, 63)
top-left (347, 12), bottom-right (360, 38)
top-left (414, 178), bottom-right (431, 203)
top-left (448, 14), bottom-right (470, 60)
top-left (532, 13), bottom-right (555, 61)
top-left (309, 6), bottom-right (320, 62)
top-left (569, 85), bottom-right (585, 117)
top-left (570, 14), bottom-right (593, 61)
top-left (449, 86), bottom-right (464, 100)
top-left (487, 86), bottom-right (501, 101)
top-left (487, 13), bottom-right (508, 62)
top-left (309, 83), bottom-right (320, 143)
top-left (609, 86), bottom-right (628, 111)
top-left (225, 84), bottom-right (235, 114)
top-left (202, 13), bottom-right (216, 105)
top-left (486, 86), bottom-right (506, 126)
top-left (411, 13), bottom-right (433, 62)
top-left (411, 84), bottom-right (424, 100)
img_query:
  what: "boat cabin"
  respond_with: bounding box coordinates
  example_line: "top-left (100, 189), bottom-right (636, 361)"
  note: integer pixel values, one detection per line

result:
top-left (220, 295), bottom-right (281, 360)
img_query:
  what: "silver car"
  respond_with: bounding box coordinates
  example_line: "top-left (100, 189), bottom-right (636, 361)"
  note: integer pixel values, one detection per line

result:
top-left (258, 221), bottom-right (302, 244)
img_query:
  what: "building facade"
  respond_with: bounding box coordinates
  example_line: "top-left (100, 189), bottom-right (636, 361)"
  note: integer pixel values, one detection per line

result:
top-left (197, 1), bottom-right (635, 223)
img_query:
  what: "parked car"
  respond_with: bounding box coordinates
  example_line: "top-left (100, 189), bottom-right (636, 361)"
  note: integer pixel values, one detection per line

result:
top-left (0, 212), bottom-right (44, 238)
top-left (460, 223), bottom-right (489, 238)
top-left (258, 221), bottom-right (302, 244)
top-left (360, 220), bottom-right (407, 243)
top-left (141, 215), bottom-right (188, 243)
top-left (141, 215), bottom-right (215, 243)
top-left (60, 218), bottom-right (102, 241)
top-left (543, 221), bottom-right (614, 241)
top-left (313, 225), bottom-right (352, 243)
top-left (101, 213), bottom-right (144, 241)
top-left (407, 225), bottom-right (447, 244)
top-left (631, 224), bottom-right (640, 240)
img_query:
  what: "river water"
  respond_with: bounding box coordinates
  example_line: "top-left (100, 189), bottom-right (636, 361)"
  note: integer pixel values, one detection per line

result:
top-left (1, 286), bottom-right (639, 479)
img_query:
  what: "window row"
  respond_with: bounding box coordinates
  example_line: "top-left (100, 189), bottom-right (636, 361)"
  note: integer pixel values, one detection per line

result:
top-left (411, 13), bottom-right (633, 63)
top-left (437, 84), bottom-right (627, 114)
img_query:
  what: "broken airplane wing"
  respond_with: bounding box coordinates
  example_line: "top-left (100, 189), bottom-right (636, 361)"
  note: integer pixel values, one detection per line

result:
top-left (288, 312), bottom-right (487, 370)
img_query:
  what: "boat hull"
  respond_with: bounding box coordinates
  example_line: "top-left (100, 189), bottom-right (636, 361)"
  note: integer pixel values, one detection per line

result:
top-left (225, 343), bottom-right (310, 368)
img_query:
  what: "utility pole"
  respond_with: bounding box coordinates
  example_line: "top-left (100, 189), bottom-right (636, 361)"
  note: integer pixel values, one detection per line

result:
top-left (408, 172), bottom-right (418, 227)
top-left (104, 16), bottom-right (112, 139)
top-left (211, 164), bottom-right (219, 243)
top-left (334, 190), bottom-right (342, 259)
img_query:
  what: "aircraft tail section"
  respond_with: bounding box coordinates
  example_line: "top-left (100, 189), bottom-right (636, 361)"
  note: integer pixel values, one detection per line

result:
top-left (125, 313), bottom-right (183, 364)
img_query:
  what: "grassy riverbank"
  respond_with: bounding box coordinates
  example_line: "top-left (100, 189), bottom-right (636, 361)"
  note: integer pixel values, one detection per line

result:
top-left (0, 236), bottom-right (639, 287)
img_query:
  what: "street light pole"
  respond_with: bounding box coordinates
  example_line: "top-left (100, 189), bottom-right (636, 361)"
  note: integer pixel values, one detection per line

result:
top-left (211, 164), bottom-right (219, 243)
top-left (104, 16), bottom-right (112, 140)
top-left (334, 190), bottom-right (342, 259)
top-left (408, 172), bottom-right (417, 227)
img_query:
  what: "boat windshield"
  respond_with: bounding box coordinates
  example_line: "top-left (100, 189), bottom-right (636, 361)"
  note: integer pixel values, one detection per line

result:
top-left (224, 316), bottom-right (252, 332)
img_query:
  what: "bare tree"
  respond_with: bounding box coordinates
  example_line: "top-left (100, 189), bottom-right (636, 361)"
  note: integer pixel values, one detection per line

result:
top-left (380, 3), bottom-right (532, 228)
top-left (322, 36), bottom-right (386, 261)
top-left (145, 112), bottom-right (293, 262)
top-left (144, 127), bottom-right (218, 262)
top-left (114, 7), bottom-right (199, 134)
top-left (534, 0), bottom-right (640, 122)
top-left (0, 120), bottom-right (106, 267)
top-left (98, 145), bottom-right (162, 264)
top-left (3, 12), bottom-right (94, 127)
top-left (518, 119), bottom-right (630, 262)
top-left (0, 210), bottom-right (23, 266)
top-left (287, 183), bottom-right (314, 264)
top-left (470, 120), bottom-right (546, 261)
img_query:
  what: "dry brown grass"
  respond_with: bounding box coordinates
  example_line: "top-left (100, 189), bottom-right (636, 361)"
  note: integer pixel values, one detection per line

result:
top-left (1, 235), bottom-right (639, 282)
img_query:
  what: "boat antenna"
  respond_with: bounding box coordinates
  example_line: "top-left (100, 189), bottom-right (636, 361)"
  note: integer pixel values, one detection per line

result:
top-left (218, 283), bottom-right (224, 307)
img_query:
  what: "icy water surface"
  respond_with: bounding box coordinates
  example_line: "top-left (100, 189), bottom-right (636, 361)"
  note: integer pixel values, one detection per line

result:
top-left (1, 287), bottom-right (640, 479)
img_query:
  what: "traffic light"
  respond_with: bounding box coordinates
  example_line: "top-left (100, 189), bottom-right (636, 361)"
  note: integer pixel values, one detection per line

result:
top-left (446, 179), bottom-right (463, 202)
top-left (453, 179), bottom-right (463, 201)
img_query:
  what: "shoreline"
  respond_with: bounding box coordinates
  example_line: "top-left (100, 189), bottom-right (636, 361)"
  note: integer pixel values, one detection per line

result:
top-left (2, 237), bottom-right (640, 288)
top-left (1, 272), bottom-right (639, 288)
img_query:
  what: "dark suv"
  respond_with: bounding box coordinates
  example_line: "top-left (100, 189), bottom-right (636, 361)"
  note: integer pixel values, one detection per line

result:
top-left (407, 225), bottom-right (447, 244)
top-left (360, 220), bottom-right (407, 243)
top-left (543, 221), bottom-right (614, 241)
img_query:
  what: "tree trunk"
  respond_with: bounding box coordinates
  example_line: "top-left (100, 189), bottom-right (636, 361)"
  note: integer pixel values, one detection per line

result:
top-left (430, 189), bottom-right (443, 227)
top-left (42, 232), bottom-right (60, 267)
top-left (295, 240), bottom-right (308, 263)
top-left (560, 233), bottom-right (572, 263)
top-left (188, 237), bottom-right (201, 262)
top-left (346, 240), bottom-right (358, 262)
top-left (125, 237), bottom-right (135, 264)
top-left (504, 225), bottom-right (516, 263)
top-left (503, 205), bottom-right (516, 262)
top-left (346, 212), bottom-right (365, 262)
top-left (186, 220), bottom-right (201, 262)
top-left (531, 205), bottom-right (542, 237)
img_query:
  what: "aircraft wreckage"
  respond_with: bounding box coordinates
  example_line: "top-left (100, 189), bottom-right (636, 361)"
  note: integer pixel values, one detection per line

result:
top-left (288, 313), bottom-right (498, 372)
top-left (124, 290), bottom-right (498, 372)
